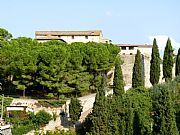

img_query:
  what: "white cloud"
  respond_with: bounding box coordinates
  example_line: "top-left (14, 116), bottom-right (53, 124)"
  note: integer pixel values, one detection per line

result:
top-left (149, 35), bottom-right (180, 55)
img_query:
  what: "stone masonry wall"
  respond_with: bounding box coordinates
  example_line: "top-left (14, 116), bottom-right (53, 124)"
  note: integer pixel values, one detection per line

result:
top-left (121, 54), bottom-right (176, 90)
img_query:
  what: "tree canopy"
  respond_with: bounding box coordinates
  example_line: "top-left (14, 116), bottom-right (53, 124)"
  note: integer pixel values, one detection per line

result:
top-left (0, 28), bottom-right (12, 40)
top-left (175, 48), bottom-right (180, 76)
top-left (113, 55), bottom-right (124, 96)
top-left (132, 50), bottom-right (144, 88)
top-left (0, 39), bottom-right (119, 97)
top-left (150, 38), bottom-right (160, 85)
top-left (69, 97), bottom-right (82, 124)
top-left (163, 38), bottom-right (174, 81)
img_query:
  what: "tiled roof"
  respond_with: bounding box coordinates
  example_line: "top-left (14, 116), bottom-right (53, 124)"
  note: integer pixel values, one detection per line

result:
top-left (116, 44), bottom-right (152, 48)
top-left (35, 30), bottom-right (102, 36)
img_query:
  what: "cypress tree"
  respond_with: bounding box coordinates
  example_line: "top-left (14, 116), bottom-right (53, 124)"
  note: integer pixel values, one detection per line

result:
top-left (69, 97), bottom-right (83, 125)
top-left (132, 50), bottom-right (144, 88)
top-left (125, 101), bottom-right (134, 135)
top-left (113, 56), bottom-right (124, 96)
top-left (152, 84), bottom-right (179, 135)
top-left (90, 76), bottom-right (108, 135)
top-left (175, 48), bottom-right (180, 76)
top-left (163, 38), bottom-right (174, 81)
top-left (150, 38), bottom-right (160, 85)
top-left (133, 111), bottom-right (141, 135)
top-left (107, 97), bottom-right (120, 135)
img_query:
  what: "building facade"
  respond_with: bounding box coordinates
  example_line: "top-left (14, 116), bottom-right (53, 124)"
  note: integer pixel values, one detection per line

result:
top-left (116, 44), bottom-right (152, 57)
top-left (35, 30), bottom-right (111, 44)
top-left (116, 44), bottom-right (153, 89)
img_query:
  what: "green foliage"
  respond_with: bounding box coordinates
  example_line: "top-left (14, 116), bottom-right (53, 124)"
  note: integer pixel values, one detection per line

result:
top-left (0, 39), bottom-right (119, 97)
top-left (150, 38), bottom-right (160, 85)
top-left (152, 83), bottom-right (179, 135)
top-left (170, 76), bottom-right (180, 132)
top-left (107, 96), bottom-right (125, 135)
top-left (113, 56), bottom-right (124, 96)
top-left (126, 87), bottom-right (152, 135)
top-left (10, 110), bottom-right (52, 135)
top-left (87, 77), bottom-right (109, 135)
top-left (132, 50), bottom-right (144, 88)
top-left (0, 27), bottom-right (12, 40)
top-left (69, 97), bottom-right (83, 124)
top-left (175, 48), bottom-right (180, 76)
top-left (125, 101), bottom-right (134, 135)
top-left (0, 95), bottom-right (13, 116)
top-left (38, 100), bottom-right (66, 108)
top-left (83, 81), bottom-right (152, 135)
top-left (9, 111), bottom-right (34, 135)
top-left (12, 123), bottom-right (34, 135)
top-left (30, 110), bottom-right (52, 127)
top-left (163, 38), bottom-right (174, 81)
top-left (35, 129), bottom-right (76, 135)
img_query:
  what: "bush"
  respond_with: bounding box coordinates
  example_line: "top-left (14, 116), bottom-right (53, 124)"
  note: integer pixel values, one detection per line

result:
top-left (31, 110), bottom-right (52, 127)
top-left (0, 95), bottom-right (13, 116)
top-left (38, 100), bottom-right (66, 107)
top-left (46, 93), bottom-right (55, 99)
top-left (35, 128), bottom-right (76, 135)
top-left (12, 123), bottom-right (34, 135)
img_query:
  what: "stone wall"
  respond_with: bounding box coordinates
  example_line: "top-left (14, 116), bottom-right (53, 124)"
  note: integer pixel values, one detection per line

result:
top-left (121, 54), bottom-right (176, 90)
top-left (121, 54), bottom-right (135, 90)
top-left (0, 126), bottom-right (12, 135)
top-left (121, 53), bottom-right (154, 89)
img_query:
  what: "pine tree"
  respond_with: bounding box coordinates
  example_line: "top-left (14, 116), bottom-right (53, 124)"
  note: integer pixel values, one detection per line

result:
top-left (69, 97), bottom-right (83, 125)
top-left (150, 38), bottom-right (160, 85)
top-left (175, 48), bottom-right (180, 76)
top-left (113, 56), bottom-right (124, 96)
top-left (163, 38), bottom-right (174, 81)
top-left (132, 50), bottom-right (144, 88)
top-left (152, 84), bottom-right (179, 135)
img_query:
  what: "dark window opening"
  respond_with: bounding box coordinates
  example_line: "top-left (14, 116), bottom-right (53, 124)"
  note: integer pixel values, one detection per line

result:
top-left (129, 46), bottom-right (134, 50)
top-left (72, 36), bottom-right (74, 39)
top-left (85, 36), bottom-right (88, 39)
top-left (130, 53), bottom-right (133, 55)
top-left (121, 46), bottom-right (126, 50)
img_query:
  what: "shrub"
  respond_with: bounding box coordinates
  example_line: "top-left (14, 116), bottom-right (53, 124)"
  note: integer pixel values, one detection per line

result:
top-left (38, 100), bottom-right (66, 107)
top-left (32, 110), bottom-right (52, 127)
top-left (12, 123), bottom-right (34, 135)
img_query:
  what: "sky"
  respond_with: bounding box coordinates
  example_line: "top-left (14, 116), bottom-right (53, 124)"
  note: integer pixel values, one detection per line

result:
top-left (1, 0), bottom-right (180, 53)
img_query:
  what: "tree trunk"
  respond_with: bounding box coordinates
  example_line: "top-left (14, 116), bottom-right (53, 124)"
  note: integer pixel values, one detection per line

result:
top-left (23, 90), bottom-right (25, 97)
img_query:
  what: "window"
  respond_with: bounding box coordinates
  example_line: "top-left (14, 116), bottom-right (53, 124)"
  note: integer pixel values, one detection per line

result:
top-left (52, 35), bottom-right (61, 38)
top-left (85, 36), bottom-right (88, 39)
top-left (129, 46), bottom-right (134, 50)
top-left (72, 36), bottom-right (74, 39)
top-left (121, 46), bottom-right (126, 50)
top-left (130, 53), bottom-right (133, 55)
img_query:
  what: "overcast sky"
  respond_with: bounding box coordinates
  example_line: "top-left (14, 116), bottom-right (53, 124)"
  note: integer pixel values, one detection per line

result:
top-left (1, 0), bottom-right (180, 53)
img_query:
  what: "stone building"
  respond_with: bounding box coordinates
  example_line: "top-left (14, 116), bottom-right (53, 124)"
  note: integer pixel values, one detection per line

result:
top-left (117, 44), bottom-right (152, 56)
top-left (114, 44), bottom-right (176, 90)
top-left (116, 44), bottom-right (153, 90)
top-left (35, 30), bottom-right (111, 44)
